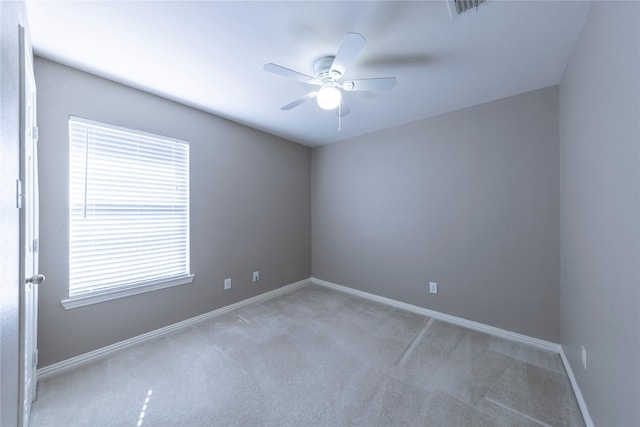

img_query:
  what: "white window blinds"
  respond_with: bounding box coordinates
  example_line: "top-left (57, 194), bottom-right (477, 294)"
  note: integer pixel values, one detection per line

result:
top-left (68, 116), bottom-right (191, 300)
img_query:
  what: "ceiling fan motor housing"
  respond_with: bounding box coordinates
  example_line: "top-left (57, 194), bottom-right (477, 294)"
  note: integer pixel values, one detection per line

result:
top-left (314, 56), bottom-right (341, 85)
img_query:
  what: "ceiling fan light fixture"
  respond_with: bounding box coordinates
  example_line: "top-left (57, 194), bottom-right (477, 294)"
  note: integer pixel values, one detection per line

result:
top-left (316, 86), bottom-right (341, 110)
top-left (264, 33), bottom-right (397, 118)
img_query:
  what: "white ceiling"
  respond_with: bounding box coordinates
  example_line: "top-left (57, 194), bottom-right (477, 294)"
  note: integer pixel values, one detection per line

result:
top-left (25, 1), bottom-right (591, 147)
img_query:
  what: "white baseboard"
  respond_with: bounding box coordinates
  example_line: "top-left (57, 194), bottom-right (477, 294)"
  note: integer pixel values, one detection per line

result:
top-left (311, 277), bottom-right (561, 353)
top-left (38, 278), bottom-right (312, 380)
top-left (38, 275), bottom-right (592, 427)
top-left (311, 277), bottom-right (598, 425)
top-left (560, 347), bottom-right (594, 427)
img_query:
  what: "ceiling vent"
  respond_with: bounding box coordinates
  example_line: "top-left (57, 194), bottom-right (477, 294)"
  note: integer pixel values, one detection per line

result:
top-left (447, 0), bottom-right (487, 18)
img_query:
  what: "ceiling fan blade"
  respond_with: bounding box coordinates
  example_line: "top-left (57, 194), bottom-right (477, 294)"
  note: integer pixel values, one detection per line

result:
top-left (281, 92), bottom-right (317, 110)
top-left (343, 77), bottom-right (397, 92)
top-left (330, 33), bottom-right (366, 76)
top-left (264, 63), bottom-right (316, 84)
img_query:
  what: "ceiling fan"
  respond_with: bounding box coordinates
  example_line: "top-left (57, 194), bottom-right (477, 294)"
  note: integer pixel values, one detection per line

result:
top-left (263, 33), bottom-right (397, 116)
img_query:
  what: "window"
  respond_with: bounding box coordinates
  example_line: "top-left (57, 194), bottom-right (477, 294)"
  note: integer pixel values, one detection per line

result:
top-left (63, 116), bottom-right (193, 309)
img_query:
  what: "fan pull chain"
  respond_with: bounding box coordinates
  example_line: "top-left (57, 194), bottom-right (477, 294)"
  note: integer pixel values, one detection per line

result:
top-left (338, 102), bottom-right (342, 131)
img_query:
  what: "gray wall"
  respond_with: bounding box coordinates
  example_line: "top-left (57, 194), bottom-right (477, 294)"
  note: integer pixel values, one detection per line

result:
top-left (559, 2), bottom-right (640, 425)
top-left (312, 86), bottom-right (560, 342)
top-left (35, 58), bottom-right (311, 367)
top-left (1, 1), bottom-right (29, 425)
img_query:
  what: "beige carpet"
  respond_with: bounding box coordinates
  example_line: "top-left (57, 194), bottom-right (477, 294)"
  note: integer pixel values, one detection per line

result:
top-left (30, 284), bottom-right (584, 426)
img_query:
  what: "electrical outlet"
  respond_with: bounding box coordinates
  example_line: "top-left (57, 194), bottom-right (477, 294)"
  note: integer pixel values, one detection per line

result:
top-left (581, 345), bottom-right (587, 370)
top-left (429, 282), bottom-right (438, 294)
top-left (252, 271), bottom-right (259, 282)
top-left (224, 278), bottom-right (231, 290)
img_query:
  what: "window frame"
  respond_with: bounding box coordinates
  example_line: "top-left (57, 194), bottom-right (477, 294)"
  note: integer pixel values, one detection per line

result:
top-left (62, 116), bottom-right (194, 310)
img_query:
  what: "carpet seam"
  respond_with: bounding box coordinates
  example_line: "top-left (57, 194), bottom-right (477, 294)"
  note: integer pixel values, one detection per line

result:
top-left (395, 318), bottom-right (433, 367)
top-left (484, 397), bottom-right (552, 427)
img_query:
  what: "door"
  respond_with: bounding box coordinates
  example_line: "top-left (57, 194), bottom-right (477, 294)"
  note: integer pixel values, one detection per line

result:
top-left (19, 25), bottom-right (43, 427)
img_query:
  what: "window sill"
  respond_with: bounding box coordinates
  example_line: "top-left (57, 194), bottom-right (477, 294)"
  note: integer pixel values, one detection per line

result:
top-left (61, 274), bottom-right (195, 310)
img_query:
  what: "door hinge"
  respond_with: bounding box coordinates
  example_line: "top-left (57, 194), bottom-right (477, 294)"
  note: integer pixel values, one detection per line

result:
top-left (16, 179), bottom-right (23, 209)
top-left (33, 126), bottom-right (39, 143)
top-left (33, 238), bottom-right (39, 253)
top-left (32, 349), bottom-right (38, 367)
